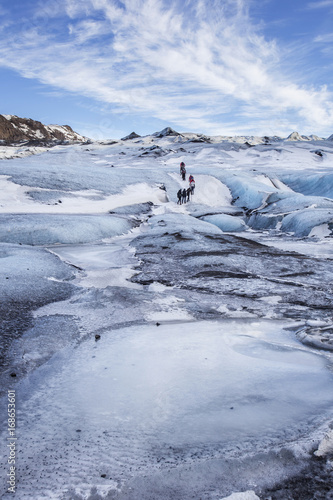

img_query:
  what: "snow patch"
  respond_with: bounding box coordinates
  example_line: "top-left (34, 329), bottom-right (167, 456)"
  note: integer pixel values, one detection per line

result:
top-left (309, 223), bottom-right (331, 238)
top-left (220, 491), bottom-right (260, 500)
top-left (192, 174), bottom-right (233, 206)
top-left (259, 295), bottom-right (282, 305)
top-left (0, 176), bottom-right (167, 214)
top-left (314, 430), bottom-right (333, 457)
top-left (145, 296), bottom-right (194, 321)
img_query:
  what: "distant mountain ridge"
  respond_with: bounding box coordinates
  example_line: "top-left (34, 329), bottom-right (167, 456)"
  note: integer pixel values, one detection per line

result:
top-left (118, 128), bottom-right (329, 146)
top-left (1, 114), bottom-right (332, 147)
top-left (286, 131), bottom-right (323, 141)
top-left (0, 114), bottom-right (88, 145)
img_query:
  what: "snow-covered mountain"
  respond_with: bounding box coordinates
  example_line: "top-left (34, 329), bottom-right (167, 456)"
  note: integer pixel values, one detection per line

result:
top-left (122, 127), bottom-right (327, 146)
top-left (0, 114), bottom-right (88, 145)
top-left (286, 131), bottom-right (324, 141)
top-left (1, 128), bottom-right (333, 500)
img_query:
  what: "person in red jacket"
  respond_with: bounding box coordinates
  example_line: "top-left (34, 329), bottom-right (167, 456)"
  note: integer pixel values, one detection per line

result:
top-left (189, 175), bottom-right (195, 194)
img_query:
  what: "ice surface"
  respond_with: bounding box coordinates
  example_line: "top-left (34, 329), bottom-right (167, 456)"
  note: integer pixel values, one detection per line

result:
top-left (217, 172), bottom-right (277, 210)
top-left (0, 214), bottom-right (135, 245)
top-left (1, 137), bottom-right (333, 499)
top-left (0, 175), bottom-right (168, 214)
top-left (0, 243), bottom-right (74, 302)
top-left (52, 242), bottom-right (142, 289)
top-left (1, 320), bottom-right (333, 498)
top-left (202, 214), bottom-right (247, 232)
top-left (0, 242), bottom-right (75, 375)
top-left (281, 172), bottom-right (333, 199)
top-left (281, 208), bottom-right (333, 237)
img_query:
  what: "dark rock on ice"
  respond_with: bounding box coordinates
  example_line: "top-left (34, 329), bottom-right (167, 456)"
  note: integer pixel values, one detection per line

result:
top-left (153, 126), bottom-right (181, 138)
top-left (121, 131), bottom-right (141, 141)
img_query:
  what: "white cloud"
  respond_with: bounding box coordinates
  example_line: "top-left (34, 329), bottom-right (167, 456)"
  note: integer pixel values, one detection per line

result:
top-left (0, 0), bottom-right (333, 136)
top-left (314, 33), bottom-right (333, 43)
top-left (307, 0), bottom-right (333, 9)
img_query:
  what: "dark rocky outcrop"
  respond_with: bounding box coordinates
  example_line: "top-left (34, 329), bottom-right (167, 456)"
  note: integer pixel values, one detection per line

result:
top-left (0, 114), bottom-right (88, 145)
top-left (121, 131), bottom-right (141, 141)
top-left (153, 127), bottom-right (181, 138)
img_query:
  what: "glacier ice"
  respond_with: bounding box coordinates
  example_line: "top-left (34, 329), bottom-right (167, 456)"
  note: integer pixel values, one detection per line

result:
top-left (1, 320), bottom-right (333, 499)
top-left (0, 214), bottom-right (135, 245)
top-left (281, 208), bottom-right (333, 237)
top-left (1, 137), bottom-right (333, 499)
top-left (201, 214), bottom-right (247, 232)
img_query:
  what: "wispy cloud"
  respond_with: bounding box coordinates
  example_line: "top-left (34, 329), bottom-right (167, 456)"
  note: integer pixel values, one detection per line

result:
top-left (0, 0), bottom-right (332, 136)
top-left (307, 0), bottom-right (333, 9)
top-left (314, 33), bottom-right (333, 43)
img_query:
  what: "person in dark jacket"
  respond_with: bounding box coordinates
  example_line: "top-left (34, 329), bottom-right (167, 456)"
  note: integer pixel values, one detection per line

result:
top-left (180, 162), bottom-right (186, 181)
top-left (177, 189), bottom-right (182, 204)
top-left (182, 188), bottom-right (187, 204)
top-left (186, 187), bottom-right (191, 202)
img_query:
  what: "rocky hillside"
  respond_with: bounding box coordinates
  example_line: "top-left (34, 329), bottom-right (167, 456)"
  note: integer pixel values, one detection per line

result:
top-left (0, 114), bottom-right (88, 145)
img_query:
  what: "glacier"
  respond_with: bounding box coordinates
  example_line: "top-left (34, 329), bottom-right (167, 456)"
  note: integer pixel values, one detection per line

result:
top-left (0, 135), bottom-right (333, 499)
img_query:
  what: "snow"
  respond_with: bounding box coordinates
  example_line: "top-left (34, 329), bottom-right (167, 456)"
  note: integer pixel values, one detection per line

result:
top-left (220, 492), bottom-right (260, 500)
top-left (314, 429), bottom-right (333, 457)
top-left (286, 131), bottom-right (310, 141)
top-left (52, 243), bottom-right (142, 289)
top-left (309, 223), bottom-right (332, 238)
top-left (145, 296), bottom-right (194, 321)
top-left (0, 175), bottom-right (168, 214)
top-left (0, 145), bottom-right (49, 160)
top-left (191, 174), bottom-right (232, 206)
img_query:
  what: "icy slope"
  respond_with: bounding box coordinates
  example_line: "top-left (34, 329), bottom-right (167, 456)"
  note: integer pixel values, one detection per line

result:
top-left (0, 136), bottom-right (333, 499)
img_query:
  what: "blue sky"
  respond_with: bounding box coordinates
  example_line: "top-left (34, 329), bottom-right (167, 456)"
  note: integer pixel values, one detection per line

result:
top-left (1, 0), bottom-right (333, 139)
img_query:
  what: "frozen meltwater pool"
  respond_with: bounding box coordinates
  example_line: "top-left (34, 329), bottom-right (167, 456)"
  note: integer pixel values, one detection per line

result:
top-left (3, 319), bottom-right (333, 498)
top-left (63, 320), bottom-right (333, 444)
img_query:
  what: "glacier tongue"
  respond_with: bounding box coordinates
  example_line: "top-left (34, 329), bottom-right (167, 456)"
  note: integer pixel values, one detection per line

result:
top-left (1, 137), bottom-right (333, 499)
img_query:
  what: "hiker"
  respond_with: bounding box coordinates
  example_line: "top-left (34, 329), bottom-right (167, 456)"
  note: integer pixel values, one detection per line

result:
top-left (186, 187), bottom-right (191, 202)
top-left (182, 188), bottom-right (187, 204)
top-left (189, 174), bottom-right (195, 194)
top-left (180, 162), bottom-right (186, 181)
top-left (177, 188), bottom-right (182, 204)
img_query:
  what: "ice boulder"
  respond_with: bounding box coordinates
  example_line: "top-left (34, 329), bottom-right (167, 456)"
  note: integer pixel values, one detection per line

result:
top-left (280, 173), bottom-right (333, 199)
top-left (281, 208), bottom-right (333, 237)
top-left (0, 214), bottom-right (135, 245)
top-left (220, 173), bottom-right (277, 210)
top-left (147, 212), bottom-right (223, 237)
top-left (202, 214), bottom-right (247, 232)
